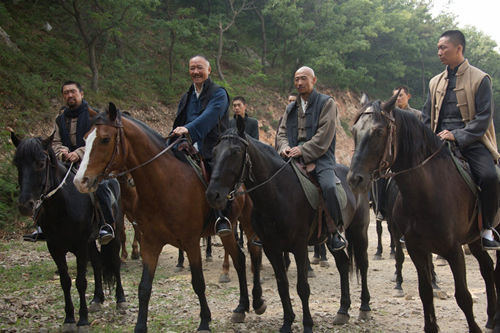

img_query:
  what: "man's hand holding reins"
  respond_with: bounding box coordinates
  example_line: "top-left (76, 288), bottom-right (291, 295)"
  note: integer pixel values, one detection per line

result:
top-left (281, 146), bottom-right (302, 158)
top-left (172, 126), bottom-right (189, 136)
top-left (437, 129), bottom-right (455, 141)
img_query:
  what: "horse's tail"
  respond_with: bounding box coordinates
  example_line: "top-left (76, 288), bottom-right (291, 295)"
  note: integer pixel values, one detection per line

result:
top-left (100, 210), bottom-right (124, 291)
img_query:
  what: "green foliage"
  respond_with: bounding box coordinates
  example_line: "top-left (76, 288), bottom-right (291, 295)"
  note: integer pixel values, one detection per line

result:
top-left (0, 138), bottom-right (22, 232)
top-left (340, 118), bottom-right (352, 138)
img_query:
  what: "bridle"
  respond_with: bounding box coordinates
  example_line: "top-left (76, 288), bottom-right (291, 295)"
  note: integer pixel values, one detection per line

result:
top-left (92, 114), bottom-right (182, 180)
top-left (219, 134), bottom-right (291, 200)
top-left (355, 104), bottom-right (444, 181)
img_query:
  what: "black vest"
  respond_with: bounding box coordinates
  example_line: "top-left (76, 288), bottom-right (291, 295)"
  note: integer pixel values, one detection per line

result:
top-left (173, 78), bottom-right (229, 160)
top-left (285, 89), bottom-right (336, 163)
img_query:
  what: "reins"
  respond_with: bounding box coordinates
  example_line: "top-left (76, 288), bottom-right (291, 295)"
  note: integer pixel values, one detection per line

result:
top-left (220, 134), bottom-right (292, 200)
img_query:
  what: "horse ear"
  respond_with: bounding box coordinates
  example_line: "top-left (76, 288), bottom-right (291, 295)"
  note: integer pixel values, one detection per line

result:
top-left (236, 115), bottom-right (245, 137)
top-left (41, 131), bottom-right (55, 150)
top-left (108, 102), bottom-right (118, 122)
top-left (10, 130), bottom-right (22, 147)
top-left (360, 92), bottom-right (370, 106)
top-left (381, 91), bottom-right (398, 114)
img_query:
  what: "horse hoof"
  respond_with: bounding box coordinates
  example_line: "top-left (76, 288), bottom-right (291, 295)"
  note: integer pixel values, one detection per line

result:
top-left (174, 266), bottom-right (184, 273)
top-left (373, 254), bottom-right (383, 260)
top-left (62, 323), bottom-right (77, 333)
top-left (308, 270), bottom-right (316, 278)
top-left (88, 301), bottom-right (102, 313)
top-left (116, 301), bottom-right (128, 311)
top-left (254, 301), bottom-right (267, 315)
top-left (434, 290), bottom-right (449, 300)
top-left (332, 313), bottom-right (350, 325)
top-left (131, 253), bottom-right (140, 260)
top-left (77, 325), bottom-right (90, 333)
top-left (393, 289), bottom-right (405, 298)
top-left (231, 311), bottom-right (245, 323)
top-left (358, 310), bottom-right (371, 321)
top-left (311, 257), bottom-right (320, 265)
top-left (320, 260), bottom-right (329, 268)
top-left (219, 274), bottom-right (230, 283)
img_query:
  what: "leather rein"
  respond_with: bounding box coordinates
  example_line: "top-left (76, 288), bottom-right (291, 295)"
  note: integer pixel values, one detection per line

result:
top-left (357, 108), bottom-right (444, 180)
top-left (220, 134), bottom-right (292, 200)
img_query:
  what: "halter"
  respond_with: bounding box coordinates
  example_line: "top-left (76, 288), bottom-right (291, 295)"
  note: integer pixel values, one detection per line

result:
top-left (219, 134), bottom-right (291, 200)
top-left (356, 105), bottom-right (444, 180)
top-left (92, 115), bottom-right (182, 180)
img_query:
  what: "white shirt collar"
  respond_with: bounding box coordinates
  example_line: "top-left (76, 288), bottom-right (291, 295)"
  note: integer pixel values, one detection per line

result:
top-left (194, 84), bottom-right (203, 98)
top-left (300, 97), bottom-right (308, 115)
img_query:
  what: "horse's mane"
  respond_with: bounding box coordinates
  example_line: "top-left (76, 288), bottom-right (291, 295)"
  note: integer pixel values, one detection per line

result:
top-left (222, 127), bottom-right (286, 167)
top-left (13, 137), bottom-right (57, 165)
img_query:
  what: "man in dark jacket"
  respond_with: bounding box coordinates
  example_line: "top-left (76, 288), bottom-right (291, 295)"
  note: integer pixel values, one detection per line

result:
top-left (229, 96), bottom-right (259, 140)
top-left (24, 81), bottom-right (115, 244)
top-left (171, 55), bottom-right (231, 236)
top-left (276, 66), bottom-right (345, 251)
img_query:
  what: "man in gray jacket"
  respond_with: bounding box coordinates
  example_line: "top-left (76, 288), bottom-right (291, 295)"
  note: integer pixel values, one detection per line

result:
top-left (229, 96), bottom-right (259, 140)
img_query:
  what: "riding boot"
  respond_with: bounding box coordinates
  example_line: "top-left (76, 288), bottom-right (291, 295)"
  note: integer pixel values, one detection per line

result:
top-left (23, 226), bottom-right (46, 242)
top-left (215, 210), bottom-right (232, 236)
top-left (327, 232), bottom-right (346, 252)
top-left (96, 181), bottom-right (116, 245)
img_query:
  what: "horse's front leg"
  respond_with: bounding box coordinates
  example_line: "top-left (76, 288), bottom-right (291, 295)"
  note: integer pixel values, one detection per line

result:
top-left (247, 241), bottom-right (266, 315)
top-left (88, 242), bottom-right (104, 312)
top-left (74, 248), bottom-right (89, 328)
top-left (135, 240), bottom-right (162, 333)
top-left (330, 249), bottom-right (351, 324)
top-left (220, 232), bottom-right (249, 322)
top-left (293, 247), bottom-right (313, 333)
top-left (265, 247), bottom-right (295, 333)
top-left (185, 242), bottom-right (212, 332)
top-left (48, 244), bottom-right (76, 332)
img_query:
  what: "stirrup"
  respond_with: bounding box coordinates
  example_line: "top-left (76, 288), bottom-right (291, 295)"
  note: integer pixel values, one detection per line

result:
top-left (215, 216), bottom-right (232, 236)
top-left (99, 223), bottom-right (115, 245)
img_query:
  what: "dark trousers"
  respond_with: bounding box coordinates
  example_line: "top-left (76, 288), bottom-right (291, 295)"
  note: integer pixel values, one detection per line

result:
top-left (315, 166), bottom-right (343, 227)
top-left (462, 142), bottom-right (499, 229)
top-left (95, 179), bottom-right (117, 225)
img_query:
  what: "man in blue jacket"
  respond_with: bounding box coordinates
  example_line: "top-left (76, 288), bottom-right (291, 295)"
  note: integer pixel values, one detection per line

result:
top-left (171, 55), bottom-right (231, 236)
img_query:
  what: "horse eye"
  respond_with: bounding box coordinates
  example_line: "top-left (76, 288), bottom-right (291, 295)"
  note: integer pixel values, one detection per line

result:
top-left (100, 137), bottom-right (111, 144)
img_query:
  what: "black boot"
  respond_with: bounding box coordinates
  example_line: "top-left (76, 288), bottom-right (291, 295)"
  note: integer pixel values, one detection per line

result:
top-left (215, 216), bottom-right (232, 236)
top-left (23, 227), bottom-right (46, 242)
top-left (99, 223), bottom-right (115, 245)
top-left (327, 232), bottom-right (346, 252)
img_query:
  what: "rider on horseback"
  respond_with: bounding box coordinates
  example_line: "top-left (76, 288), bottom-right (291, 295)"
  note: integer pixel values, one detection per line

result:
top-left (52, 81), bottom-right (115, 245)
top-left (276, 66), bottom-right (346, 251)
top-left (170, 55), bottom-right (232, 236)
top-left (422, 30), bottom-right (500, 251)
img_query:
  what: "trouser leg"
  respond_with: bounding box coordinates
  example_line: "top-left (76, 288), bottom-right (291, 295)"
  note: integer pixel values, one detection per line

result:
top-left (316, 167), bottom-right (343, 227)
top-left (96, 181), bottom-right (116, 225)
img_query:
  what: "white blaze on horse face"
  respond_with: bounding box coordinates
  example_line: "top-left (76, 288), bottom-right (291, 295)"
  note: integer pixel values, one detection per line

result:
top-left (74, 128), bottom-right (96, 190)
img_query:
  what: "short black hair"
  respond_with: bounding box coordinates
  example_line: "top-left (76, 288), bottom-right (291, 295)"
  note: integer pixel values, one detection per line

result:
top-left (393, 85), bottom-right (409, 95)
top-left (61, 81), bottom-right (83, 93)
top-left (440, 30), bottom-right (466, 55)
top-left (233, 96), bottom-right (246, 105)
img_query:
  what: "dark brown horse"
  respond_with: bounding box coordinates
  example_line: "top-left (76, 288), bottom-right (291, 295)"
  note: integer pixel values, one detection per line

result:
top-left (73, 103), bottom-right (265, 333)
top-left (206, 118), bottom-right (371, 333)
top-left (347, 94), bottom-right (500, 333)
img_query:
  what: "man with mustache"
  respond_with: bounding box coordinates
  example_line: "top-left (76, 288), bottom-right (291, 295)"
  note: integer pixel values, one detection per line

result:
top-left (24, 81), bottom-right (116, 244)
top-left (276, 66), bottom-right (346, 251)
top-left (422, 30), bottom-right (500, 250)
top-left (171, 55), bottom-right (231, 236)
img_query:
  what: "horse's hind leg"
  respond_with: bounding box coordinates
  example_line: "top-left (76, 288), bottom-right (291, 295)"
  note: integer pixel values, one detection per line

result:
top-left (88, 243), bottom-right (104, 312)
top-left (248, 242), bottom-right (265, 314)
top-left (131, 223), bottom-right (140, 260)
top-left (407, 246), bottom-right (439, 333)
top-left (467, 240), bottom-right (496, 331)
top-left (135, 242), bottom-right (162, 333)
top-left (445, 245), bottom-right (482, 333)
top-left (176, 248), bottom-right (185, 272)
top-left (120, 221), bottom-right (128, 261)
top-left (185, 244), bottom-right (212, 332)
top-left (374, 218), bottom-right (383, 259)
top-left (205, 236), bottom-right (213, 261)
top-left (293, 248), bottom-right (313, 333)
top-left (219, 249), bottom-right (231, 283)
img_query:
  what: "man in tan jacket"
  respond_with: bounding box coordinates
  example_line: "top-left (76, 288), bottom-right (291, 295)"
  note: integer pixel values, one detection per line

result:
top-left (277, 66), bottom-right (345, 251)
top-left (422, 30), bottom-right (500, 250)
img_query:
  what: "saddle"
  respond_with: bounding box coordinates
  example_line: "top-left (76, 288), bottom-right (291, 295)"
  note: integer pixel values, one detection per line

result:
top-left (291, 160), bottom-right (347, 243)
top-left (176, 138), bottom-right (209, 187)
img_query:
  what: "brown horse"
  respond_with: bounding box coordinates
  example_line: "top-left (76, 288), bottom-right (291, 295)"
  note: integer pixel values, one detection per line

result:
top-left (347, 94), bottom-right (500, 333)
top-left (73, 103), bottom-right (265, 333)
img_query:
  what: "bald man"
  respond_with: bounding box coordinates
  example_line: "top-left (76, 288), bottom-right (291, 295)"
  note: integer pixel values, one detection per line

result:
top-left (276, 66), bottom-right (345, 251)
top-left (171, 55), bottom-right (231, 236)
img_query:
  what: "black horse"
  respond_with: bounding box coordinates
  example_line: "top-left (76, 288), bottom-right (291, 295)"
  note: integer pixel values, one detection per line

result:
top-left (206, 117), bottom-right (371, 333)
top-left (348, 95), bottom-right (500, 333)
top-left (371, 178), bottom-right (396, 260)
top-left (11, 132), bottom-right (126, 332)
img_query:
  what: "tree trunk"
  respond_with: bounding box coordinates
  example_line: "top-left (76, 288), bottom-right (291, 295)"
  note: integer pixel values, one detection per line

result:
top-left (216, 21), bottom-right (225, 81)
top-left (168, 28), bottom-right (176, 84)
top-left (89, 40), bottom-right (99, 91)
top-left (255, 8), bottom-right (267, 68)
